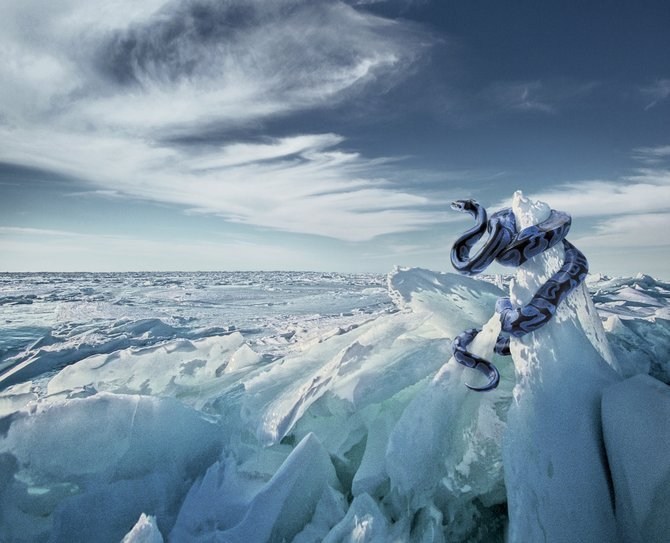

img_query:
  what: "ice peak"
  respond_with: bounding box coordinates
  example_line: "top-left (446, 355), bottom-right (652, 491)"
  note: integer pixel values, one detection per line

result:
top-left (511, 190), bottom-right (551, 229)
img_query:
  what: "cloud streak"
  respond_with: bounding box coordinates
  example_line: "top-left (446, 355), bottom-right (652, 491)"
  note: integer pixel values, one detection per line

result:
top-left (0, 226), bottom-right (88, 238)
top-left (480, 79), bottom-right (598, 116)
top-left (0, 126), bottom-right (447, 241)
top-left (632, 144), bottom-right (670, 165)
top-left (575, 213), bottom-right (670, 249)
top-left (641, 78), bottom-right (670, 110)
top-left (494, 166), bottom-right (670, 253)
top-left (523, 171), bottom-right (670, 218)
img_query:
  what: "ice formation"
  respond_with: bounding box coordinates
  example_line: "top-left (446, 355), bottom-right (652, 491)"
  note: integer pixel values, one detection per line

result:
top-left (602, 374), bottom-right (670, 542)
top-left (501, 192), bottom-right (621, 541)
top-left (0, 198), bottom-right (668, 542)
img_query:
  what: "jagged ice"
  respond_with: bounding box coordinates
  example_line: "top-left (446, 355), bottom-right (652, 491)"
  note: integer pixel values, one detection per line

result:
top-left (0, 196), bottom-right (669, 542)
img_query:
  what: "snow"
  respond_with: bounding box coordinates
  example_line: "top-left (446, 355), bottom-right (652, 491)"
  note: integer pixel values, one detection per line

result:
top-left (0, 228), bottom-right (668, 542)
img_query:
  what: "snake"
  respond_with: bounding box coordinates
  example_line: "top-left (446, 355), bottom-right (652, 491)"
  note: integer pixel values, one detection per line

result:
top-left (449, 199), bottom-right (588, 391)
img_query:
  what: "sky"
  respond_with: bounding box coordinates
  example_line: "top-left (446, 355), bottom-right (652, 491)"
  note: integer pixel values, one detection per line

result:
top-left (1, 0), bottom-right (669, 277)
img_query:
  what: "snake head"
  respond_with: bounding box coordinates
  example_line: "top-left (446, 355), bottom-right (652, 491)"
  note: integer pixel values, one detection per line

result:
top-left (450, 199), bottom-right (478, 213)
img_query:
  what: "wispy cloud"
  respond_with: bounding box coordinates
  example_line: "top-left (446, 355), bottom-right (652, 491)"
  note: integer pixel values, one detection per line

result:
top-left (632, 144), bottom-right (670, 165)
top-left (0, 226), bottom-right (87, 238)
top-left (495, 164), bottom-right (670, 251)
top-left (0, 127), bottom-right (447, 241)
top-left (481, 79), bottom-right (597, 115)
top-left (641, 78), bottom-right (670, 110)
top-left (0, 0), bottom-right (429, 132)
top-left (0, 0), bottom-right (440, 242)
top-left (575, 213), bottom-right (670, 249)
top-left (521, 170), bottom-right (670, 218)
top-left (483, 81), bottom-right (556, 114)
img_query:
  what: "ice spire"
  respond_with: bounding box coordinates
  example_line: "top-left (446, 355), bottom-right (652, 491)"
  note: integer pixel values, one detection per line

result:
top-left (503, 191), bottom-right (621, 542)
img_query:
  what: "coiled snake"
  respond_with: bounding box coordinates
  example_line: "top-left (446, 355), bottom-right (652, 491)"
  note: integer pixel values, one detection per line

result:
top-left (449, 199), bottom-right (588, 391)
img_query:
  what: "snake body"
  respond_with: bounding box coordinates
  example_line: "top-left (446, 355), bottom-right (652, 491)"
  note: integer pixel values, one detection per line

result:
top-left (449, 199), bottom-right (588, 391)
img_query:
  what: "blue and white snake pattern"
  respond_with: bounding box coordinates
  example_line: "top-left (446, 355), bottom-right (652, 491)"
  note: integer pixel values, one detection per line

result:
top-left (449, 199), bottom-right (589, 391)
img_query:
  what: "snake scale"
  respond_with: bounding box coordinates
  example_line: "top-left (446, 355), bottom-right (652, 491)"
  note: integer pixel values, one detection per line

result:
top-left (449, 199), bottom-right (589, 391)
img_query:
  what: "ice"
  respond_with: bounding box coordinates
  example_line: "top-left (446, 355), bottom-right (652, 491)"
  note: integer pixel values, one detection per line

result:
top-left (503, 191), bottom-right (621, 542)
top-left (121, 514), bottom-right (164, 543)
top-left (590, 272), bottom-right (670, 322)
top-left (227, 343), bottom-right (263, 372)
top-left (170, 266), bottom-right (510, 542)
top-left (321, 493), bottom-right (392, 543)
top-left (0, 318), bottom-right (222, 390)
top-left (601, 374), bottom-right (670, 542)
top-left (173, 433), bottom-right (344, 542)
top-left (0, 382), bottom-right (37, 417)
top-left (602, 306), bottom-right (670, 384)
top-left (589, 270), bottom-right (670, 384)
top-left (45, 333), bottom-right (259, 409)
top-left (0, 271), bottom-right (391, 390)
top-left (615, 286), bottom-right (664, 307)
top-left (0, 259), bottom-right (668, 541)
top-left (0, 393), bottom-right (221, 542)
top-left (385, 313), bottom-right (509, 540)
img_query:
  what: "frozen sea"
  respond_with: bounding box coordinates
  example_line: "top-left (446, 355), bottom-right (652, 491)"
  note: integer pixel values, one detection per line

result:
top-left (0, 271), bottom-right (392, 389)
top-left (0, 267), bottom-right (669, 542)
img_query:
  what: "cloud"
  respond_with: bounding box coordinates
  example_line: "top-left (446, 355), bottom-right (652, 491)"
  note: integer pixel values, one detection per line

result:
top-left (492, 163), bottom-right (670, 254)
top-left (0, 0), bottom-right (430, 132)
top-left (506, 168), bottom-right (670, 219)
top-left (0, 126), bottom-right (447, 241)
top-left (66, 189), bottom-right (126, 199)
top-left (631, 144), bottom-right (670, 165)
top-left (0, 0), bottom-right (172, 125)
top-left (575, 213), bottom-right (670, 249)
top-left (188, 134), bottom-right (346, 170)
top-left (483, 81), bottom-right (556, 114)
top-left (481, 79), bottom-right (597, 115)
top-left (0, 0), bottom-right (442, 242)
top-left (641, 78), bottom-right (670, 110)
top-left (0, 226), bottom-right (87, 237)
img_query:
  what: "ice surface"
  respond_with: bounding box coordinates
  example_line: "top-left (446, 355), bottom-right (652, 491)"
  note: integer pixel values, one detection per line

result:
top-left (45, 332), bottom-right (262, 410)
top-left (619, 317), bottom-right (670, 383)
top-left (321, 493), bottom-right (393, 543)
top-left (0, 260), bottom-right (668, 542)
top-left (0, 271), bottom-right (390, 389)
top-left (173, 432), bottom-right (343, 542)
top-left (503, 191), bottom-right (621, 542)
top-left (0, 393), bottom-right (221, 542)
top-left (601, 374), bottom-right (670, 543)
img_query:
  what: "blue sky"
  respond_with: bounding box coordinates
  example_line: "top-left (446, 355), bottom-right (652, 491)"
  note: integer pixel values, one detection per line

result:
top-left (1, 0), bottom-right (669, 276)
